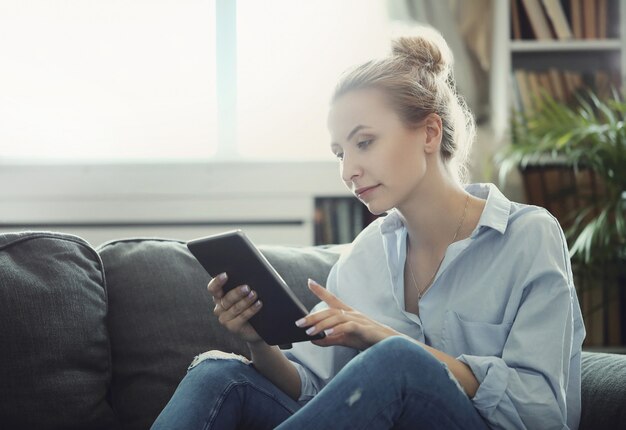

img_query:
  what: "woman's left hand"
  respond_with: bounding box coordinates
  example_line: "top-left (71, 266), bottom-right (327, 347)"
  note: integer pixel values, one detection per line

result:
top-left (296, 278), bottom-right (399, 351)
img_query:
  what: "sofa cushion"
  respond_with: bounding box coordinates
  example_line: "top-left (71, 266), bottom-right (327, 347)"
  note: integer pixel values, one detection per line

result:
top-left (580, 350), bottom-right (626, 430)
top-left (0, 231), bottom-right (118, 430)
top-left (96, 237), bottom-right (344, 430)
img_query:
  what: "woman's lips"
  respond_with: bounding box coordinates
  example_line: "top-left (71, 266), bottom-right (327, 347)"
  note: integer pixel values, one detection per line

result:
top-left (357, 184), bottom-right (380, 199)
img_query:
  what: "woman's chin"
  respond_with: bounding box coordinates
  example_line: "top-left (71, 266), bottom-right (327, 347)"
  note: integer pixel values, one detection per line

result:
top-left (363, 200), bottom-right (392, 217)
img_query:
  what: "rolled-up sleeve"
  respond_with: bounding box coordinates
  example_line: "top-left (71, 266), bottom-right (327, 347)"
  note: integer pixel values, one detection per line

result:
top-left (457, 214), bottom-right (581, 430)
top-left (281, 261), bottom-right (360, 404)
top-left (282, 336), bottom-right (327, 404)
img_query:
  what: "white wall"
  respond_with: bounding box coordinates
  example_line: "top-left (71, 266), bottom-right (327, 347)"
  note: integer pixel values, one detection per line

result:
top-left (0, 161), bottom-right (351, 247)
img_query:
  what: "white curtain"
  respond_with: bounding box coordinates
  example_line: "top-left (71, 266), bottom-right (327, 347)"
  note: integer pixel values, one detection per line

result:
top-left (386, 0), bottom-right (493, 124)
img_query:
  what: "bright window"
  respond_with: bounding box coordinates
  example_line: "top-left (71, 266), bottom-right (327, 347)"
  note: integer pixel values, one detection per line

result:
top-left (0, 0), bottom-right (217, 162)
top-left (236, 0), bottom-right (391, 161)
top-left (0, 0), bottom-right (392, 162)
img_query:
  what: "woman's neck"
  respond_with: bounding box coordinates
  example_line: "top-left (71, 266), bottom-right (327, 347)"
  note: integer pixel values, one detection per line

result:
top-left (395, 171), bottom-right (482, 252)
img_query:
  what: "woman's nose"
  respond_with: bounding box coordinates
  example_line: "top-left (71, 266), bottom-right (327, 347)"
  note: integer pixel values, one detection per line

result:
top-left (340, 155), bottom-right (362, 184)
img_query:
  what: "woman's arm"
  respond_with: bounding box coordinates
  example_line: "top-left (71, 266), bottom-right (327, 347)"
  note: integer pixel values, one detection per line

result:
top-left (302, 279), bottom-right (481, 397)
top-left (247, 340), bottom-right (302, 402)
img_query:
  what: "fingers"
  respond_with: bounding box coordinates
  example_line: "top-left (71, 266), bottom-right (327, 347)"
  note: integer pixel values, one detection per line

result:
top-left (223, 298), bottom-right (263, 333)
top-left (294, 307), bottom-right (344, 328)
top-left (222, 284), bottom-right (256, 314)
top-left (207, 272), bottom-right (228, 299)
top-left (295, 308), bottom-right (347, 337)
top-left (308, 322), bottom-right (353, 349)
top-left (307, 278), bottom-right (354, 312)
top-left (207, 273), bottom-right (252, 311)
top-left (218, 286), bottom-right (263, 331)
top-left (206, 272), bottom-right (265, 344)
top-left (210, 280), bottom-right (262, 323)
top-left (310, 320), bottom-right (353, 347)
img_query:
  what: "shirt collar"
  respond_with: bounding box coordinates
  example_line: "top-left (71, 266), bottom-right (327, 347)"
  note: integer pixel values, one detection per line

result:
top-left (378, 182), bottom-right (512, 236)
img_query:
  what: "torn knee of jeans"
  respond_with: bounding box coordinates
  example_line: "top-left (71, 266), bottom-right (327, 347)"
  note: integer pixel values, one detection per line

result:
top-left (187, 349), bottom-right (253, 371)
top-left (441, 362), bottom-right (466, 396)
top-left (345, 387), bottom-right (362, 407)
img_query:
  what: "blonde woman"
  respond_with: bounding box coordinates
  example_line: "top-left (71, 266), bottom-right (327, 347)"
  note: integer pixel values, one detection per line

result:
top-left (152, 25), bottom-right (585, 430)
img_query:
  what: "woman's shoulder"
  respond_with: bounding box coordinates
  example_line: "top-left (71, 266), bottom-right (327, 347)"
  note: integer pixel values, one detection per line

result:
top-left (503, 202), bottom-right (572, 277)
top-left (506, 201), bottom-right (566, 243)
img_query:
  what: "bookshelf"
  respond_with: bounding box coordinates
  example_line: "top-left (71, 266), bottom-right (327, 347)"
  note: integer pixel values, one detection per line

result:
top-left (313, 196), bottom-right (381, 245)
top-left (490, 0), bottom-right (626, 139)
top-left (514, 1), bottom-right (623, 111)
top-left (490, 0), bottom-right (626, 348)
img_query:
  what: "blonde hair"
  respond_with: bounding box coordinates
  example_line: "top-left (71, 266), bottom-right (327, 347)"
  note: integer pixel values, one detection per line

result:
top-left (330, 25), bottom-right (475, 185)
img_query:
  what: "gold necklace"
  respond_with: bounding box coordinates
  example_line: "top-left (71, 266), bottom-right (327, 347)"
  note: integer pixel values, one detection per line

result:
top-left (406, 193), bottom-right (470, 302)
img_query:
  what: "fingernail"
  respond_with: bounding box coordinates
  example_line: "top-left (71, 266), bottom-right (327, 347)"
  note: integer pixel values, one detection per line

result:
top-left (306, 327), bottom-right (315, 335)
top-left (295, 317), bottom-right (306, 327)
top-left (241, 285), bottom-right (250, 294)
top-left (219, 272), bottom-right (227, 281)
top-left (324, 328), bottom-right (334, 335)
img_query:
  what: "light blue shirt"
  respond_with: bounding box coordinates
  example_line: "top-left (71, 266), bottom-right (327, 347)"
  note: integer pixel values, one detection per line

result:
top-left (281, 182), bottom-right (586, 430)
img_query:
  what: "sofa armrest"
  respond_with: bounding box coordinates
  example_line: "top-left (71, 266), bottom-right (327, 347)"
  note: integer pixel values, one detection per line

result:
top-left (579, 351), bottom-right (626, 430)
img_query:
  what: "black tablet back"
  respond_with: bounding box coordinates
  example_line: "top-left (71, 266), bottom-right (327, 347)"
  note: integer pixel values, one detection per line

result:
top-left (187, 229), bottom-right (325, 347)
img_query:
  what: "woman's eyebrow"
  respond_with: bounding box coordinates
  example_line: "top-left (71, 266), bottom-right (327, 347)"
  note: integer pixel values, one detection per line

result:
top-left (330, 124), bottom-right (372, 148)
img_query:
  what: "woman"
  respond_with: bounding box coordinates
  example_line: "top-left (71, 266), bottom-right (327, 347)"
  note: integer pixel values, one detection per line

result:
top-left (151, 25), bottom-right (585, 430)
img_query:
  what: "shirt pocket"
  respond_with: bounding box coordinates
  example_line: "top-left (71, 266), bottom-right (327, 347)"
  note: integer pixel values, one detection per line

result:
top-left (440, 309), bottom-right (513, 358)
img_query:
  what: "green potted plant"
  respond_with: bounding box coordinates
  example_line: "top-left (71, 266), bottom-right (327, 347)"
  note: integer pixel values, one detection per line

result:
top-left (495, 88), bottom-right (626, 346)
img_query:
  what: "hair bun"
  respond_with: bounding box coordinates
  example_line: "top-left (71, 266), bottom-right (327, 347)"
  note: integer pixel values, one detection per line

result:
top-left (390, 24), bottom-right (453, 78)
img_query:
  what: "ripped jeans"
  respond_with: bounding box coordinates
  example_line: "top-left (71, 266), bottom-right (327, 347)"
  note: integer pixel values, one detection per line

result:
top-left (150, 335), bottom-right (491, 430)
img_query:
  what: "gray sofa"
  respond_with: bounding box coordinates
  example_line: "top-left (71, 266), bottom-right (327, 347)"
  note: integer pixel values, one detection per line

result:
top-left (0, 231), bottom-right (624, 429)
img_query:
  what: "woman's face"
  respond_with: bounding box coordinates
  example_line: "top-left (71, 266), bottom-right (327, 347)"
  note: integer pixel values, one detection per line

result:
top-left (327, 87), bottom-right (433, 215)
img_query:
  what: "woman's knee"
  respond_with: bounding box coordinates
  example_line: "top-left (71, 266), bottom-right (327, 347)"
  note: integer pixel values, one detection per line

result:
top-left (366, 335), bottom-right (426, 358)
top-left (365, 336), bottom-right (466, 396)
top-left (364, 335), bottom-right (439, 371)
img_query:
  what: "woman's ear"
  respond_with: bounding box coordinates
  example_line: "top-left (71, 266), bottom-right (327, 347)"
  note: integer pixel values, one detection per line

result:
top-left (423, 113), bottom-right (442, 154)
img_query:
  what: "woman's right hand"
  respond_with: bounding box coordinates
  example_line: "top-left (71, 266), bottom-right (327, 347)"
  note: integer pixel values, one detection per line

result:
top-left (207, 272), bottom-right (265, 345)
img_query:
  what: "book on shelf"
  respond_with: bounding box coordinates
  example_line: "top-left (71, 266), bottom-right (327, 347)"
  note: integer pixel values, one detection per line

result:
top-left (313, 197), bottom-right (381, 245)
top-left (570, 0), bottom-right (583, 38)
top-left (511, 68), bottom-right (620, 113)
top-left (511, 0), bottom-right (611, 40)
top-left (597, 0), bottom-right (608, 39)
top-left (335, 199), bottom-right (352, 245)
top-left (542, 0), bottom-right (574, 39)
top-left (512, 0), bottom-right (524, 39)
top-left (582, 0), bottom-right (597, 38)
top-left (521, 0), bottom-right (556, 39)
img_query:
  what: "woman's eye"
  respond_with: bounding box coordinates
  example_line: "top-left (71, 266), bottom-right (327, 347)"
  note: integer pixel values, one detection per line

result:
top-left (334, 139), bottom-right (372, 161)
top-left (357, 139), bottom-right (373, 149)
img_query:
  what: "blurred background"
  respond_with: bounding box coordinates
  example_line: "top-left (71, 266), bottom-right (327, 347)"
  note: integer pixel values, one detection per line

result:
top-left (0, 0), bottom-right (625, 347)
top-left (0, 0), bottom-right (509, 247)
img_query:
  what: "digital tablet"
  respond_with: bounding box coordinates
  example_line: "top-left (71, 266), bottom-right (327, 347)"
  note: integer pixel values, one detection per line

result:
top-left (187, 229), bottom-right (326, 349)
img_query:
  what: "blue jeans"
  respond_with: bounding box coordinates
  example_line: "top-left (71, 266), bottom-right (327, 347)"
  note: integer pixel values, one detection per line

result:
top-left (151, 335), bottom-right (491, 429)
